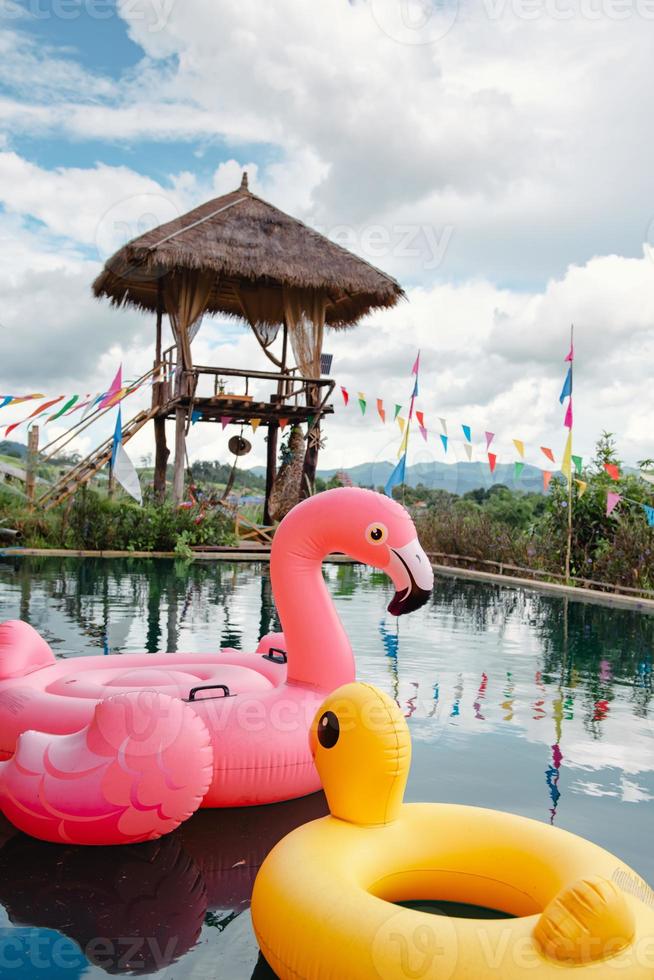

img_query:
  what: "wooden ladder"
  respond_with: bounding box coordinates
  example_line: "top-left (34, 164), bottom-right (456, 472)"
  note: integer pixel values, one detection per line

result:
top-left (38, 407), bottom-right (158, 511)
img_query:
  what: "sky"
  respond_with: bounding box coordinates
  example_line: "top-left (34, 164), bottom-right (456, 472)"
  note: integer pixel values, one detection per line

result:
top-left (1, 0), bottom-right (653, 478)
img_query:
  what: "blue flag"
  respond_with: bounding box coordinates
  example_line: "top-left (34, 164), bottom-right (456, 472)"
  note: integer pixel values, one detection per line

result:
top-left (440, 434), bottom-right (448, 453)
top-left (191, 409), bottom-right (202, 425)
top-left (384, 454), bottom-right (406, 497)
top-left (559, 367), bottom-right (572, 403)
top-left (462, 424), bottom-right (471, 443)
top-left (643, 504), bottom-right (654, 527)
top-left (411, 378), bottom-right (419, 399)
top-left (0, 396), bottom-right (12, 409)
top-left (111, 406), bottom-right (122, 470)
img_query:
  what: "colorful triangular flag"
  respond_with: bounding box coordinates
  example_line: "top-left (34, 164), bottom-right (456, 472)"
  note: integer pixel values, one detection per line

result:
top-left (606, 492), bottom-right (621, 516)
top-left (559, 367), bottom-right (572, 404)
top-left (541, 447), bottom-right (555, 463)
top-left (543, 471), bottom-right (553, 492)
top-left (463, 443), bottom-right (473, 461)
top-left (575, 479), bottom-right (587, 498)
top-left (514, 461), bottom-right (524, 480)
top-left (221, 417), bottom-right (232, 430)
top-left (571, 455), bottom-right (583, 475)
top-left (440, 434), bottom-right (448, 454)
top-left (485, 431), bottom-right (494, 450)
top-left (604, 463), bottom-right (620, 481)
top-left (642, 504), bottom-right (654, 527)
top-left (251, 418), bottom-right (261, 431)
top-left (419, 425), bottom-right (428, 442)
top-left (377, 399), bottom-right (385, 423)
top-left (462, 425), bottom-right (471, 443)
top-left (99, 365), bottom-right (122, 411)
top-left (513, 439), bottom-right (525, 458)
top-left (358, 392), bottom-right (367, 415)
top-left (340, 387), bottom-right (349, 406)
top-left (384, 454), bottom-right (406, 497)
top-left (488, 452), bottom-right (497, 473)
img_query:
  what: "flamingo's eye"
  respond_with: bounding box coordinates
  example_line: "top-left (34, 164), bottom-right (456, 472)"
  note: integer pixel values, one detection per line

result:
top-left (365, 523), bottom-right (388, 545)
top-left (318, 711), bottom-right (340, 748)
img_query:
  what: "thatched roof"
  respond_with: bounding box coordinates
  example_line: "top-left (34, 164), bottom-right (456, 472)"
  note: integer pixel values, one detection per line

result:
top-left (92, 174), bottom-right (405, 327)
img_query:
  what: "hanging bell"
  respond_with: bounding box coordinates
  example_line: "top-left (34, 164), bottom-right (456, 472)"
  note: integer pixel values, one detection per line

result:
top-left (228, 435), bottom-right (252, 457)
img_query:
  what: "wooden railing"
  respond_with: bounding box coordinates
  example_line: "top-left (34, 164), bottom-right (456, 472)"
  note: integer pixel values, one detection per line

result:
top-left (154, 345), bottom-right (334, 414)
top-left (427, 551), bottom-right (654, 601)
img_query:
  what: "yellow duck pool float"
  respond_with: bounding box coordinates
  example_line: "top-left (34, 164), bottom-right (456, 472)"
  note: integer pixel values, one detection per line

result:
top-left (252, 682), bottom-right (654, 979)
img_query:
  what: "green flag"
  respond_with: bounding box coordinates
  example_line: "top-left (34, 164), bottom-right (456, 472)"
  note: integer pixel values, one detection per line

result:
top-left (571, 454), bottom-right (583, 475)
top-left (514, 461), bottom-right (524, 480)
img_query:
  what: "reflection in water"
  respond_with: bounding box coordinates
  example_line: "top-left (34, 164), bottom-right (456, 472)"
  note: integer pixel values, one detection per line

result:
top-left (0, 794), bottom-right (327, 976)
top-left (1, 557), bottom-right (653, 977)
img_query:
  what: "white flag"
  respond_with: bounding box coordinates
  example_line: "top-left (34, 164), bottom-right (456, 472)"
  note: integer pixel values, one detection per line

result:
top-left (113, 442), bottom-right (142, 504)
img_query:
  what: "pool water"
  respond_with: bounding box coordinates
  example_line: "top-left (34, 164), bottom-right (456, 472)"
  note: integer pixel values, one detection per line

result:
top-left (0, 556), bottom-right (652, 978)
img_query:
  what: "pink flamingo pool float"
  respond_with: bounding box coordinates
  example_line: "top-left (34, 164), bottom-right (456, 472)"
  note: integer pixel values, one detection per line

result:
top-left (0, 488), bottom-right (433, 845)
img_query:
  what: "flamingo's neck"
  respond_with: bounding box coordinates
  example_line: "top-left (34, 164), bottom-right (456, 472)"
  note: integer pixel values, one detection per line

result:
top-left (271, 539), bottom-right (355, 690)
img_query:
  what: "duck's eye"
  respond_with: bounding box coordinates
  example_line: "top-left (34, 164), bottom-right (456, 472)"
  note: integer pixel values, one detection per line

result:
top-left (317, 710), bottom-right (340, 749)
top-left (365, 523), bottom-right (388, 545)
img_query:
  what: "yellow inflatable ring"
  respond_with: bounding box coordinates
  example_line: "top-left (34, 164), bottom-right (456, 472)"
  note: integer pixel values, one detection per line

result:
top-left (252, 682), bottom-right (654, 979)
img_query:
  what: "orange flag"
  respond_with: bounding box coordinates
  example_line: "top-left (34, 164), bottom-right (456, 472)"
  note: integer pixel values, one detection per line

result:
top-left (543, 470), bottom-right (553, 491)
top-left (376, 398), bottom-right (385, 423)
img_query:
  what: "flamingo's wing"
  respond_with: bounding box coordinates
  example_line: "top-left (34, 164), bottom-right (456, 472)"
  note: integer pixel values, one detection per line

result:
top-left (0, 691), bottom-right (213, 845)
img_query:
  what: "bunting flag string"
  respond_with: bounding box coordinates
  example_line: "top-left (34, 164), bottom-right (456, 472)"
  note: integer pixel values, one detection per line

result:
top-left (385, 350), bottom-right (420, 497)
top-left (1, 367), bottom-right (174, 437)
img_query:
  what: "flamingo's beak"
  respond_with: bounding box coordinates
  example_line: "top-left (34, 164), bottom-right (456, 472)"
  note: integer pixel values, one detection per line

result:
top-left (385, 539), bottom-right (434, 616)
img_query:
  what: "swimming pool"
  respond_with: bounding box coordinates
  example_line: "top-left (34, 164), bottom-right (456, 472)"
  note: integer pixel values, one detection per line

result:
top-left (0, 556), bottom-right (652, 978)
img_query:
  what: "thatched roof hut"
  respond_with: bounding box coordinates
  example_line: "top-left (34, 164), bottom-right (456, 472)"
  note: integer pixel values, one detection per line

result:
top-left (92, 174), bottom-right (406, 515)
top-left (93, 173), bottom-right (404, 328)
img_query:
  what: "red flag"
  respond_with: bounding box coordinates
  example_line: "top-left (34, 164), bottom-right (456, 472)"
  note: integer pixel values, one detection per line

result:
top-left (541, 446), bottom-right (555, 463)
top-left (376, 398), bottom-right (385, 423)
top-left (488, 452), bottom-right (497, 473)
top-left (543, 470), bottom-right (553, 491)
top-left (279, 418), bottom-right (288, 430)
top-left (340, 387), bottom-right (349, 406)
top-left (604, 463), bottom-right (620, 481)
top-left (5, 396), bottom-right (64, 437)
top-left (416, 410), bottom-right (424, 428)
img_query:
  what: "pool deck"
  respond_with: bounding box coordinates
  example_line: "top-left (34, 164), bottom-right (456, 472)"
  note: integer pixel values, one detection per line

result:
top-left (2, 545), bottom-right (654, 612)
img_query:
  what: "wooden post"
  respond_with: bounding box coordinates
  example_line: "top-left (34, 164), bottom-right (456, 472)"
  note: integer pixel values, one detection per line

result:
top-left (153, 282), bottom-right (169, 504)
top-left (25, 425), bottom-right (39, 508)
top-left (264, 421), bottom-right (278, 525)
top-left (153, 416), bottom-right (169, 504)
top-left (172, 406), bottom-right (186, 506)
top-left (300, 413), bottom-right (320, 499)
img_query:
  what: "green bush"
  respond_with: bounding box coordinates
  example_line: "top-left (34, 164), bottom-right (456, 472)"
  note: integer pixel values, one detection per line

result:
top-left (0, 486), bottom-right (237, 552)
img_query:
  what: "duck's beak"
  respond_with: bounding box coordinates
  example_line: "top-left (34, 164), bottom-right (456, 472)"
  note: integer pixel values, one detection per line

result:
top-left (386, 539), bottom-right (434, 616)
